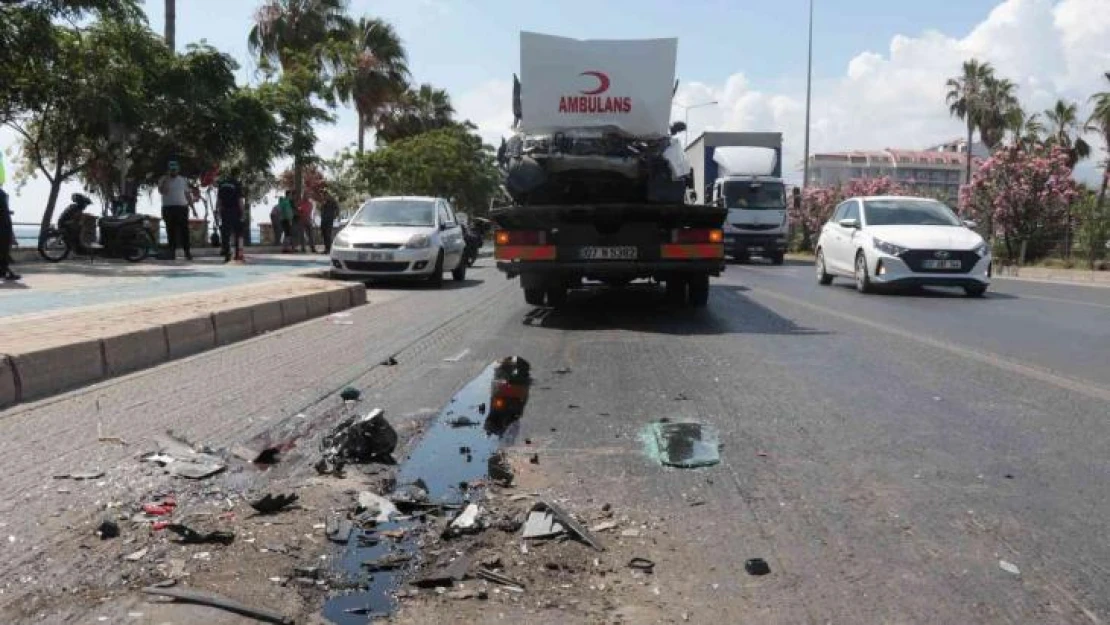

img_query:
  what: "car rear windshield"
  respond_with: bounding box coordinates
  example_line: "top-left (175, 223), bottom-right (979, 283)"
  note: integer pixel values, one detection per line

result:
top-left (723, 181), bottom-right (785, 210)
top-left (351, 200), bottom-right (435, 227)
top-left (863, 199), bottom-right (960, 226)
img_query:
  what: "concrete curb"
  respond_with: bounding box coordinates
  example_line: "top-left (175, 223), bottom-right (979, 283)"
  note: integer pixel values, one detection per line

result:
top-left (0, 282), bottom-right (368, 409)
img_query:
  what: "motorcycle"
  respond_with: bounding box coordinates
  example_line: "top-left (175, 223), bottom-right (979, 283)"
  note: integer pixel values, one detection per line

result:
top-left (38, 193), bottom-right (154, 263)
top-left (462, 217), bottom-right (490, 267)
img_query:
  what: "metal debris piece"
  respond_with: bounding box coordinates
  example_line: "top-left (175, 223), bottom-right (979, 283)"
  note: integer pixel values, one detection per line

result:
top-left (411, 554), bottom-right (473, 588)
top-left (141, 586), bottom-right (294, 625)
top-left (535, 499), bottom-right (605, 551)
top-left (169, 459), bottom-right (226, 480)
top-left (362, 553), bottom-right (412, 572)
top-left (522, 510), bottom-right (564, 539)
top-left (999, 560), bottom-right (1020, 576)
top-left (448, 416), bottom-right (478, 428)
top-left (449, 504), bottom-right (482, 533)
top-left (53, 471), bottom-right (105, 481)
top-left (476, 568), bottom-right (525, 590)
top-left (651, 421), bottom-right (721, 468)
top-left (590, 521), bottom-right (618, 533)
top-left (380, 356), bottom-right (398, 366)
top-left (628, 558), bottom-right (655, 574)
top-left (326, 517), bottom-right (353, 544)
top-left (745, 558), bottom-right (771, 576)
top-left (319, 408), bottom-right (398, 470)
top-left (249, 493), bottom-right (299, 515)
top-left (166, 524), bottom-right (235, 545)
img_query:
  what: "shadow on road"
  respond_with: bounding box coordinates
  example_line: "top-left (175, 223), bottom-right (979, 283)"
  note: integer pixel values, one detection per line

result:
top-left (533, 283), bottom-right (828, 337)
top-left (830, 283), bottom-right (1017, 300)
top-left (362, 277), bottom-right (486, 292)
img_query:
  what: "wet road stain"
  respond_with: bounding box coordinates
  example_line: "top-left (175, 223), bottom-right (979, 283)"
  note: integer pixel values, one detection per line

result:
top-left (322, 358), bottom-right (530, 623)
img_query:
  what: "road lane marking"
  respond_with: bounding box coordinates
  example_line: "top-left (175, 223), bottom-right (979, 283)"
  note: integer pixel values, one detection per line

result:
top-left (1003, 292), bottom-right (1110, 310)
top-left (443, 348), bottom-right (470, 362)
top-left (744, 285), bottom-right (1110, 403)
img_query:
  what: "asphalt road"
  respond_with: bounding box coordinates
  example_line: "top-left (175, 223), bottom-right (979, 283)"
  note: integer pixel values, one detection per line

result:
top-left (1, 258), bottom-right (1107, 624)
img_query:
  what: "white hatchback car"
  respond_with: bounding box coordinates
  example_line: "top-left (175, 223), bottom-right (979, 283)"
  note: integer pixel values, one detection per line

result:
top-left (330, 196), bottom-right (468, 286)
top-left (814, 196), bottom-right (991, 296)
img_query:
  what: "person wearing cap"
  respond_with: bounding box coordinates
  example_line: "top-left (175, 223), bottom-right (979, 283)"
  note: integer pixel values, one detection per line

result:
top-left (158, 160), bottom-right (194, 261)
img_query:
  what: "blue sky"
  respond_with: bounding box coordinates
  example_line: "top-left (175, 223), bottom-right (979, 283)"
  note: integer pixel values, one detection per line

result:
top-left (4, 0), bottom-right (1107, 221)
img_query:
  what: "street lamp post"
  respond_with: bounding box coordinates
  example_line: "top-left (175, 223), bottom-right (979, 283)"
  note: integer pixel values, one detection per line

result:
top-left (674, 100), bottom-right (719, 148)
top-left (802, 0), bottom-right (814, 188)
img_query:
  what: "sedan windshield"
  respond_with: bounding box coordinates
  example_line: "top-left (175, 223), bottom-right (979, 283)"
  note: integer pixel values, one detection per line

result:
top-left (863, 199), bottom-right (961, 226)
top-left (723, 182), bottom-right (785, 210)
top-left (351, 200), bottom-right (435, 227)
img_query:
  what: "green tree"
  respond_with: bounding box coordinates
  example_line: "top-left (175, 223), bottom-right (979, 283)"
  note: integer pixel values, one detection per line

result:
top-left (977, 76), bottom-right (1020, 151)
top-left (1086, 72), bottom-right (1110, 214)
top-left (1073, 189), bottom-right (1109, 269)
top-left (351, 125), bottom-right (499, 213)
top-left (375, 83), bottom-right (457, 144)
top-left (248, 0), bottom-right (353, 199)
top-left (1006, 108), bottom-right (1045, 150)
top-left (335, 17), bottom-right (409, 155)
top-left (947, 59), bottom-right (994, 183)
top-left (1044, 99), bottom-right (1091, 168)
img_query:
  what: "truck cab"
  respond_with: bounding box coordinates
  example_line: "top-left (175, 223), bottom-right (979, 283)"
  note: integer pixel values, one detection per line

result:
top-left (711, 175), bottom-right (788, 264)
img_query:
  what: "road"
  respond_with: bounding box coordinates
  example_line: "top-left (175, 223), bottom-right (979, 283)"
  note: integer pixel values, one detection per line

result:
top-left (0, 258), bottom-right (1107, 624)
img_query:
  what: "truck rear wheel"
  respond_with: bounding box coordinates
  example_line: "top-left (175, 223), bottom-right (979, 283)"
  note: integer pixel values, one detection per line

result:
top-left (524, 287), bottom-right (545, 306)
top-left (688, 274), bottom-right (710, 308)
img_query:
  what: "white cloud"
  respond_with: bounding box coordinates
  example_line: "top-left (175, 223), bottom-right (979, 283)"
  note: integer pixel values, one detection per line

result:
top-left (455, 0), bottom-right (1109, 186)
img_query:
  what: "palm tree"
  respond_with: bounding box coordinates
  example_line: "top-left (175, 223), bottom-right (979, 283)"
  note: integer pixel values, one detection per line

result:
top-left (375, 83), bottom-right (456, 144)
top-left (947, 60), bottom-right (995, 184)
top-left (248, 0), bottom-right (353, 198)
top-left (1087, 72), bottom-right (1110, 213)
top-left (1044, 99), bottom-right (1092, 169)
top-left (1005, 107), bottom-right (1044, 149)
top-left (336, 17), bottom-right (409, 154)
top-left (165, 0), bottom-right (175, 51)
top-left (977, 76), bottom-right (1020, 151)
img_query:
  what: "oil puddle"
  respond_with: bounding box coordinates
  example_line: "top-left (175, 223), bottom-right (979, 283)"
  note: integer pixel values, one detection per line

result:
top-left (322, 358), bottom-right (531, 622)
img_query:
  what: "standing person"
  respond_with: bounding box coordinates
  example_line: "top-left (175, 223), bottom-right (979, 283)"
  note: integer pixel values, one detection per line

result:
top-left (319, 191), bottom-right (339, 254)
top-left (269, 200), bottom-right (283, 248)
top-left (216, 173), bottom-right (245, 263)
top-left (278, 190), bottom-right (296, 253)
top-left (158, 160), bottom-right (194, 261)
top-left (0, 186), bottom-right (19, 281)
top-left (296, 192), bottom-right (318, 254)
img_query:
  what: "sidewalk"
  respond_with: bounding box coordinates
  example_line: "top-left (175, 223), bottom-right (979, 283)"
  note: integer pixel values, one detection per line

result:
top-left (1, 271), bottom-right (367, 408)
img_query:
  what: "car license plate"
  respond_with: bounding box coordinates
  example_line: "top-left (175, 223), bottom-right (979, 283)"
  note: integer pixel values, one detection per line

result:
top-left (579, 246), bottom-right (638, 260)
top-left (358, 251), bottom-right (394, 261)
top-left (922, 259), bottom-right (962, 270)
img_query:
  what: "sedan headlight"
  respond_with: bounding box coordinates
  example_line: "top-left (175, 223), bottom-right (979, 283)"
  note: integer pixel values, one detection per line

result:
top-left (406, 234), bottom-right (431, 249)
top-left (872, 237), bottom-right (907, 256)
top-left (333, 230), bottom-right (351, 248)
top-left (973, 241), bottom-right (990, 257)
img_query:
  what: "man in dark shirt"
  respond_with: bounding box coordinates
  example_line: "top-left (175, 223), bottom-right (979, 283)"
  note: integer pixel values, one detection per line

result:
top-left (216, 175), bottom-right (245, 263)
top-left (0, 187), bottom-right (19, 281)
top-left (319, 191), bottom-right (340, 254)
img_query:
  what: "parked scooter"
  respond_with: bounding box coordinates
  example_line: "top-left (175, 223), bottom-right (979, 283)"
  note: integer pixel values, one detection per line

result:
top-left (38, 193), bottom-right (154, 263)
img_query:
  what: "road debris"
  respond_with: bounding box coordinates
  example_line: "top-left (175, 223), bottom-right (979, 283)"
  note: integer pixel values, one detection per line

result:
top-left (326, 517), bottom-right (353, 544)
top-left (487, 450), bottom-right (514, 486)
top-left (141, 585), bottom-right (294, 625)
top-left (523, 509), bottom-right (565, 539)
top-left (650, 421), bottom-right (721, 468)
top-left (96, 520), bottom-right (119, 540)
top-left (170, 459), bottom-right (226, 480)
top-left (553, 367), bottom-right (571, 375)
top-left (529, 453), bottom-right (539, 464)
top-left (476, 567), bottom-right (526, 590)
top-left (362, 553), bottom-right (412, 572)
top-left (357, 491), bottom-right (399, 523)
top-left (590, 521), bottom-right (618, 533)
top-left (166, 523), bottom-right (235, 545)
top-left (318, 408), bottom-right (398, 473)
top-left (448, 503), bottom-right (482, 534)
top-left (745, 558), bottom-right (771, 576)
top-left (628, 557), bottom-right (655, 574)
top-left (340, 386), bottom-right (361, 401)
top-left (124, 548), bottom-right (148, 562)
top-left (999, 560), bottom-right (1021, 576)
top-left (620, 529), bottom-right (641, 538)
top-left (411, 554), bottom-right (472, 588)
top-left (142, 502), bottom-right (175, 516)
top-left (536, 499), bottom-right (605, 551)
top-left (53, 471), bottom-right (104, 481)
top-left (448, 416), bottom-right (478, 428)
top-left (380, 356), bottom-right (399, 366)
top-left (249, 493), bottom-right (299, 515)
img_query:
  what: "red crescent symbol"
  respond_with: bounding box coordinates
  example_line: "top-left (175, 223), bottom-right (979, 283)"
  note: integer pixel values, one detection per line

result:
top-left (579, 71), bottom-right (610, 95)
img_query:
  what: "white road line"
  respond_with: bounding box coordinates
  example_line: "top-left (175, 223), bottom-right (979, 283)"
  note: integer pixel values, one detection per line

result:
top-left (443, 348), bottom-right (470, 362)
top-left (746, 285), bottom-right (1110, 404)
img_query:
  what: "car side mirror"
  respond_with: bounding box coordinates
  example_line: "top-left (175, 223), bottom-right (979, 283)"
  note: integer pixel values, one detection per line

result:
top-left (838, 218), bottom-right (860, 229)
top-left (963, 219), bottom-right (977, 229)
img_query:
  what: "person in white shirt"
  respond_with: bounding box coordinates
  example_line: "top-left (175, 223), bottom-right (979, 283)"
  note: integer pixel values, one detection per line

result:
top-left (157, 160), bottom-right (194, 261)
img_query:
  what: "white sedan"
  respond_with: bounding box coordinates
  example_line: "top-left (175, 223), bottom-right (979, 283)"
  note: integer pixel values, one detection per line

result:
top-left (330, 196), bottom-right (468, 286)
top-left (814, 196), bottom-right (991, 296)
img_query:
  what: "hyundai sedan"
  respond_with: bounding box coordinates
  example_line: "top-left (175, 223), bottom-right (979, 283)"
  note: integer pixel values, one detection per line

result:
top-left (814, 196), bottom-right (991, 296)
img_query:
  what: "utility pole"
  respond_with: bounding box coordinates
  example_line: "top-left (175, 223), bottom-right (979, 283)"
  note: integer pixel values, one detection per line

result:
top-left (802, 0), bottom-right (814, 188)
top-left (165, 0), bottom-right (176, 52)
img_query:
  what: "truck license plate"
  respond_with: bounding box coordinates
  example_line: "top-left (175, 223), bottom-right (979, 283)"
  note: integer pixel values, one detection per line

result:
top-left (922, 259), bottom-right (961, 270)
top-left (579, 246), bottom-right (638, 260)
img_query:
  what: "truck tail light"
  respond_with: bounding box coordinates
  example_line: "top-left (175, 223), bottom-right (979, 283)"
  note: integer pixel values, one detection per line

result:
top-left (496, 230), bottom-right (546, 246)
top-left (673, 228), bottom-right (723, 244)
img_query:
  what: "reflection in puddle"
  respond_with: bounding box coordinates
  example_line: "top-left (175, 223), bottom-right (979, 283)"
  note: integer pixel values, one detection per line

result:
top-left (322, 359), bottom-right (531, 623)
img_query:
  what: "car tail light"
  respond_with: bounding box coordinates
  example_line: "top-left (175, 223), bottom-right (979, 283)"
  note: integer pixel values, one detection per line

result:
top-left (673, 228), bottom-right (723, 244)
top-left (496, 230), bottom-right (546, 246)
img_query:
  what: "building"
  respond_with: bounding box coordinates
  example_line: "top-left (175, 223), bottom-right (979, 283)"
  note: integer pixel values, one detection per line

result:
top-left (806, 139), bottom-right (988, 202)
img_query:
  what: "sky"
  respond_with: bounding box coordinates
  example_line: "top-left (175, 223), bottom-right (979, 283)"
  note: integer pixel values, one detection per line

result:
top-left (3, 0), bottom-right (1109, 223)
